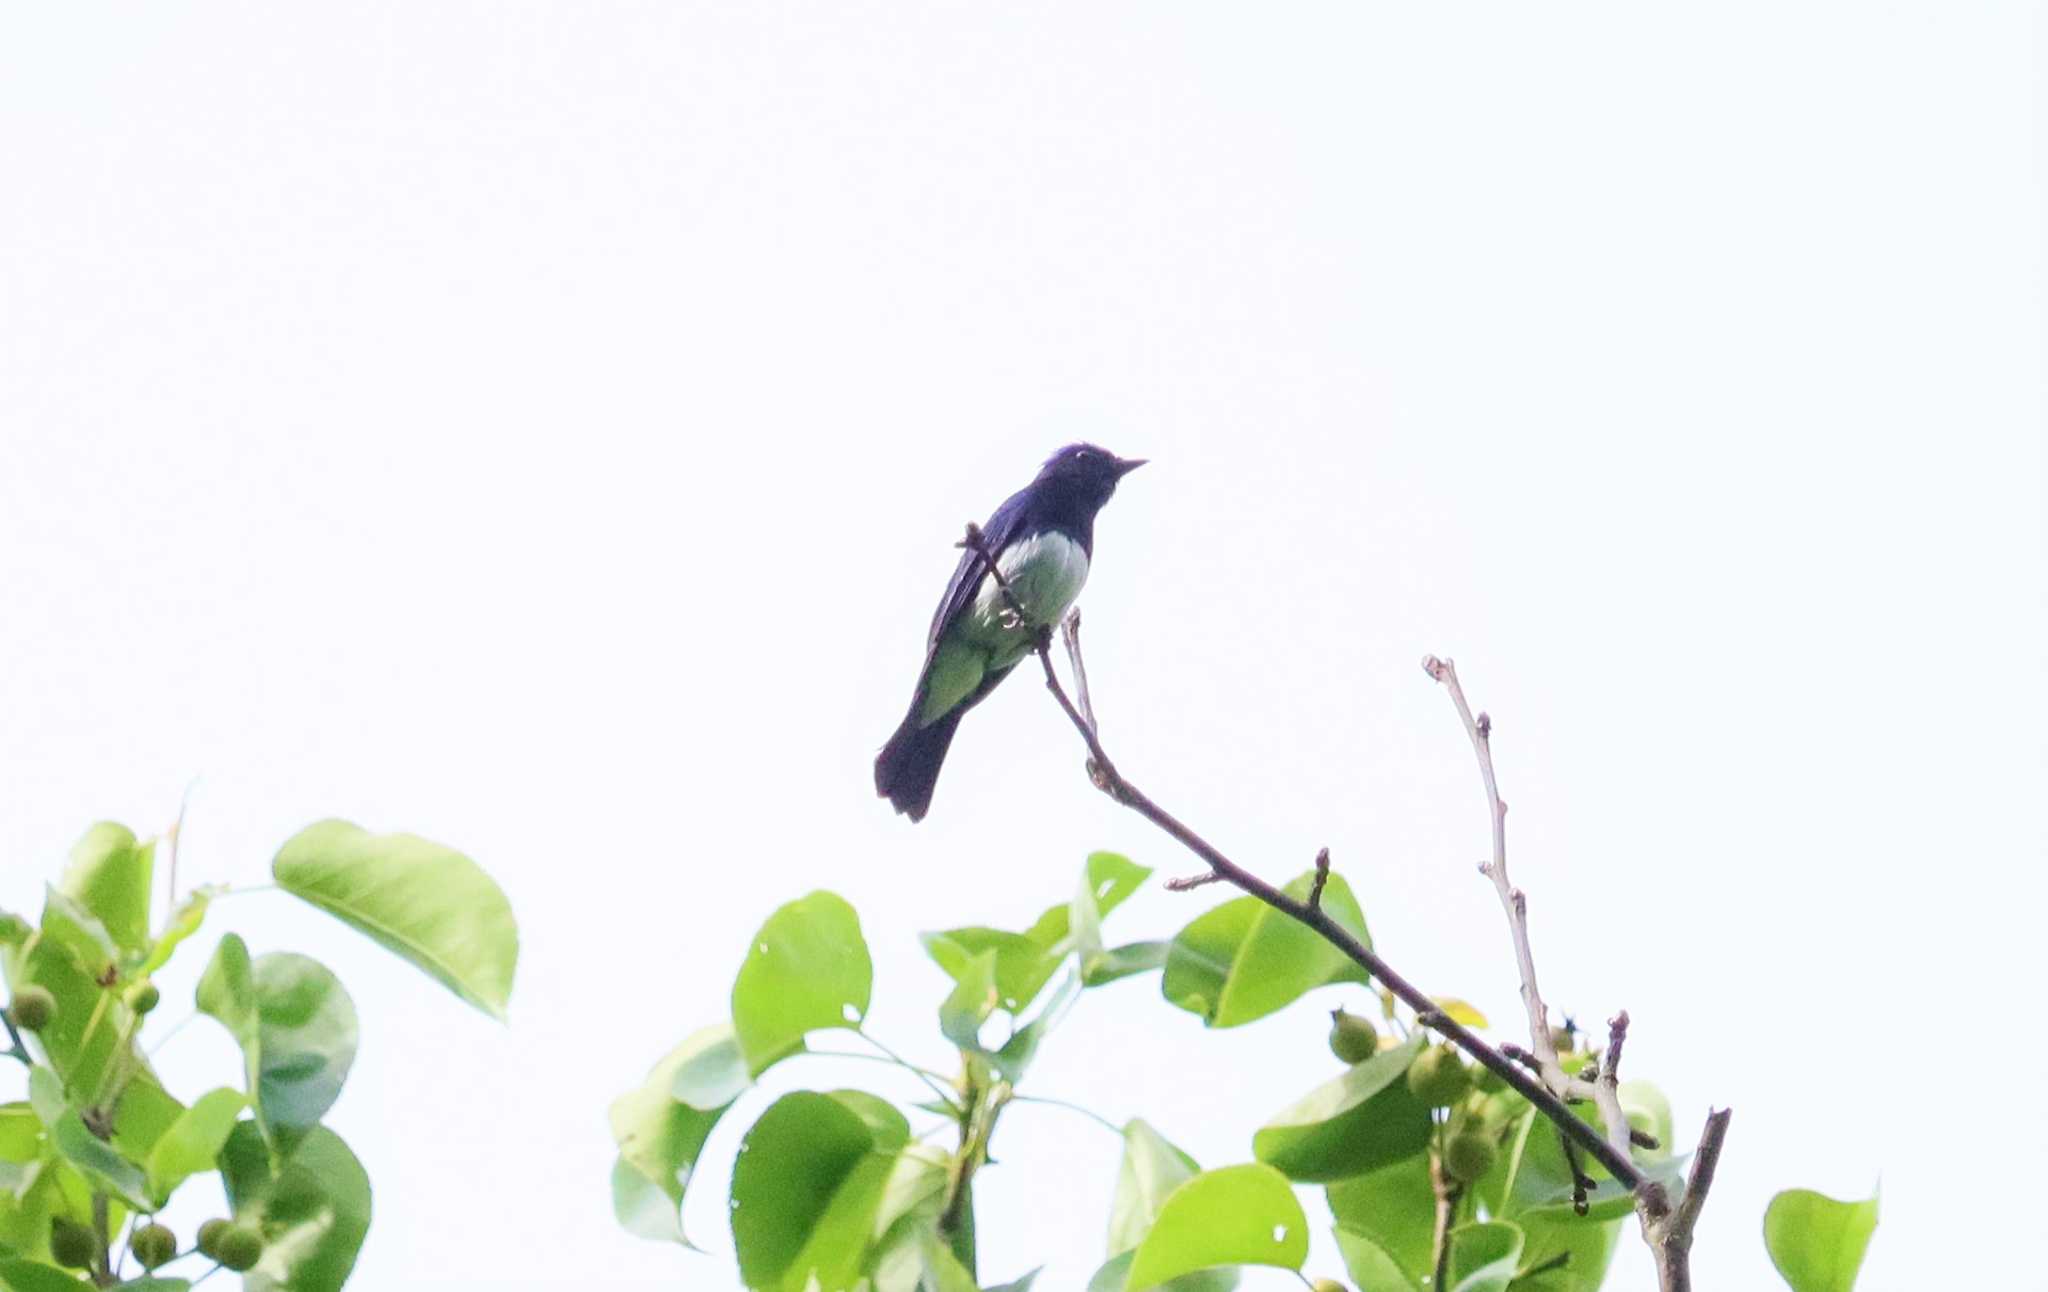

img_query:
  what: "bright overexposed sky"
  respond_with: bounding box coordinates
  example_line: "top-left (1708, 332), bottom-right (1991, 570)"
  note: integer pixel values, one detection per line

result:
top-left (2, 4), bottom-right (2040, 1289)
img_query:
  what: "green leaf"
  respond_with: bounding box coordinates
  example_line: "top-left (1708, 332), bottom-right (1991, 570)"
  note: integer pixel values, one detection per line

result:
top-left (200, 943), bottom-right (358, 1153)
top-left (0, 1260), bottom-right (96, 1292)
top-left (1447, 1222), bottom-right (1524, 1292)
top-left (37, 888), bottom-right (118, 984)
top-left (729, 1090), bottom-right (906, 1292)
top-left (1504, 1210), bottom-right (1622, 1292)
top-left (731, 893), bottom-right (872, 1075)
top-left (27, 1067), bottom-right (150, 1211)
top-left (195, 935), bottom-right (256, 1047)
top-left (249, 954), bottom-right (358, 1151)
top-left (1070, 853), bottom-right (1150, 978)
top-left (219, 1122), bottom-right (372, 1292)
top-left (1763, 1189), bottom-right (1879, 1292)
top-left (612, 1156), bottom-right (684, 1244)
top-left (923, 853), bottom-right (1151, 1014)
top-left (1160, 871), bottom-right (1371, 1028)
top-left (1082, 942), bottom-right (1170, 988)
top-left (138, 888), bottom-right (217, 979)
top-left (58, 824), bottom-right (155, 957)
top-left (143, 1087), bottom-right (245, 1206)
top-left (920, 930), bottom-right (1060, 1018)
top-left (1125, 1164), bottom-right (1308, 1289)
top-left (1254, 1035), bottom-right (1430, 1181)
top-left (669, 1024), bottom-right (754, 1109)
top-left (938, 950), bottom-right (1001, 1053)
top-left (986, 1270), bottom-right (1042, 1292)
top-left (1100, 1122), bottom-right (1235, 1292)
top-left (1333, 1228), bottom-right (1419, 1292)
top-left (1108, 1120), bottom-right (1200, 1257)
top-left (111, 1281), bottom-right (190, 1291)
top-left (1327, 1151), bottom-right (1435, 1283)
top-left (611, 1026), bottom-right (751, 1247)
top-left (1483, 1105), bottom-right (1686, 1224)
top-left (271, 819), bottom-right (517, 1020)
top-left (987, 973), bottom-right (1077, 1084)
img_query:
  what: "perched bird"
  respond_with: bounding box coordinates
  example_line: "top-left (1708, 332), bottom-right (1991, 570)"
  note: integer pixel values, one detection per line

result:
top-left (876, 443), bottom-right (1146, 821)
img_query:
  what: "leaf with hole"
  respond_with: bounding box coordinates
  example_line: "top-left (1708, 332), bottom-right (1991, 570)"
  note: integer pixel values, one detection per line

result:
top-left (732, 893), bottom-right (872, 1075)
top-left (1125, 1164), bottom-right (1307, 1289)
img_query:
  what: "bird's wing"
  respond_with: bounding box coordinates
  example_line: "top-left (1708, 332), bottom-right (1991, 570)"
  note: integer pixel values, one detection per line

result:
top-left (923, 487), bottom-right (1033, 653)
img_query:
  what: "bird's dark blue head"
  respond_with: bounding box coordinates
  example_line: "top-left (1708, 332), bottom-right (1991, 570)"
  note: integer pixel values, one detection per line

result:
top-left (1033, 442), bottom-right (1146, 513)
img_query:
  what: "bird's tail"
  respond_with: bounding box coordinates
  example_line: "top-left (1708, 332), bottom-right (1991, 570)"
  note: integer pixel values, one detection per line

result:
top-left (874, 708), bottom-right (964, 823)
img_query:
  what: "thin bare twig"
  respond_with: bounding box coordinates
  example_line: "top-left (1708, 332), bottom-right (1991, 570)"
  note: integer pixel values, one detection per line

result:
top-left (1163, 871), bottom-right (1226, 892)
top-left (953, 526), bottom-right (1641, 1185)
top-left (1060, 610), bottom-right (1096, 734)
top-left (1421, 654), bottom-right (1635, 1167)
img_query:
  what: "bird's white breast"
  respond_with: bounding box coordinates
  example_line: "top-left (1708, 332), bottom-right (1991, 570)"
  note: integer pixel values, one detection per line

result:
top-left (973, 530), bottom-right (1090, 635)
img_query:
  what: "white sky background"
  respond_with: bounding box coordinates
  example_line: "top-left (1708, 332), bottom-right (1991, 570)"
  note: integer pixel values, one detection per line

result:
top-left (1, 3), bottom-right (2041, 1289)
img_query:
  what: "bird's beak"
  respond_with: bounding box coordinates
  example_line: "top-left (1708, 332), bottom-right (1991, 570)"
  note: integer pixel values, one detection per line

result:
top-left (1114, 456), bottom-right (1148, 477)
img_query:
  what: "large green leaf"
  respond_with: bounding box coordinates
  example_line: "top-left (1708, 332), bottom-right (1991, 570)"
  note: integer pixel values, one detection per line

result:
top-left (609, 1026), bottom-right (752, 1247)
top-left (1160, 871), bottom-right (1371, 1028)
top-left (272, 819), bottom-right (517, 1020)
top-left (1763, 1189), bottom-right (1879, 1292)
top-left (1327, 1149), bottom-right (1435, 1283)
top-left (1125, 1165), bottom-right (1307, 1289)
top-left (219, 1122), bottom-right (372, 1292)
top-left (729, 1090), bottom-right (906, 1292)
top-left (199, 943), bottom-right (357, 1152)
top-left (731, 893), bottom-right (872, 1075)
top-left (1254, 1035), bottom-right (1429, 1181)
top-left (250, 954), bottom-right (357, 1150)
top-left (58, 824), bottom-right (155, 958)
top-left (143, 1087), bottom-right (245, 1205)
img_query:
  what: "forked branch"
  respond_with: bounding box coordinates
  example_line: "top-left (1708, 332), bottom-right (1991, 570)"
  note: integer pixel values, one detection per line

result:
top-left (955, 523), bottom-right (1731, 1290)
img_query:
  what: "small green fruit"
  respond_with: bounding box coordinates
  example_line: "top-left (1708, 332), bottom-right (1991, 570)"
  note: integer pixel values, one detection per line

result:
top-left (1405, 1044), bottom-right (1471, 1108)
top-left (196, 1218), bottom-right (231, 1259)
top-left (131, 1222), bottom-right (177, 1270)
top-left (49, 1217), bottom-right (97, 1269)
top-left (125, 980), bottom-right (161, 1015)
top-left (213, 1222), bottom-right (264, 1272)
top-left (1311, 1281), bottom-right (1351, 1292)
top-left (9, 986), bottom-right (56, 1032)
top-left (1327, 1009), bottom-right (1379, 1064)
top-left (1444, 1125), bottom-right (1499, 1184)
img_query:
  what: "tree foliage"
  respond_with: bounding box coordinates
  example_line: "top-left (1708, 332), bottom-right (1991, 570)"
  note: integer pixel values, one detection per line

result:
top-left (1, 818), bottom-right (517, 1290)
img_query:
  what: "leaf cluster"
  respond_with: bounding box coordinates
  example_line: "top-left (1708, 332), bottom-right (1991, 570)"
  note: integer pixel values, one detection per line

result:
top-left (1, 819), bottom-right (517, 1291)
